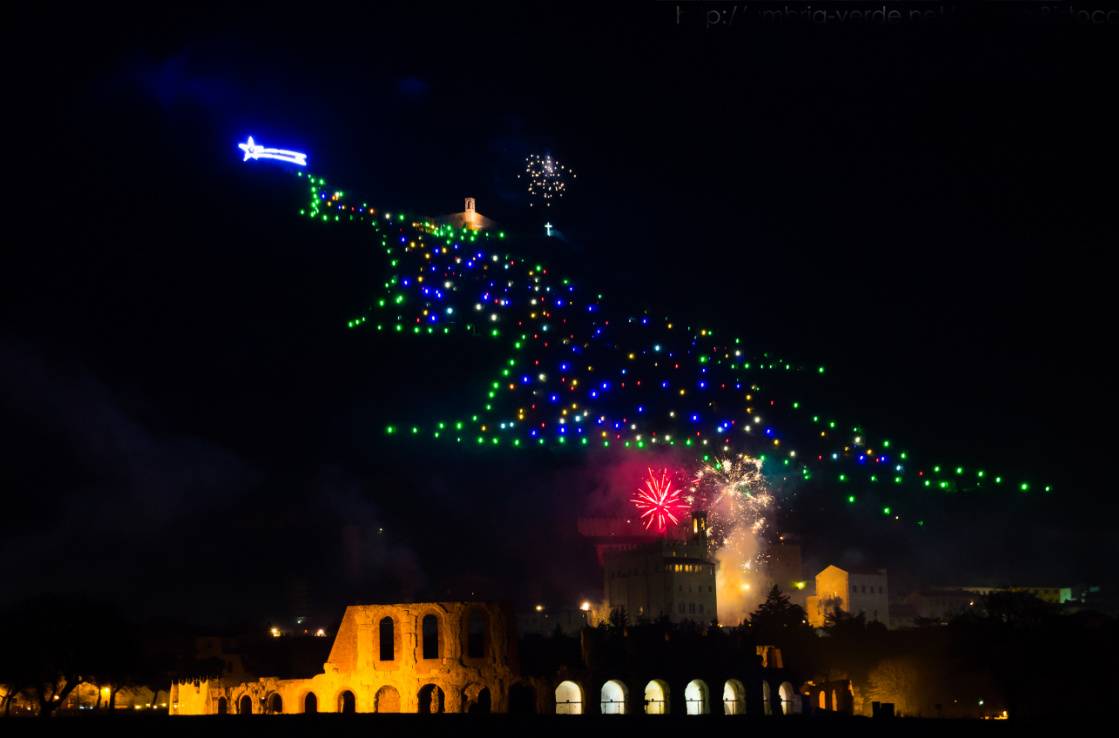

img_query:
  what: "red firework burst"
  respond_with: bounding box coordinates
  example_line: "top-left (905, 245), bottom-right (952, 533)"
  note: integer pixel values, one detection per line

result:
top-left (632, 468), bottom-right (690, 534)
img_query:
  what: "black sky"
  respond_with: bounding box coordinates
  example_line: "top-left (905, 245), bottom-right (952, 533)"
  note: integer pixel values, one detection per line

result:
top-left (5, 4), bottom-right (1117, 624)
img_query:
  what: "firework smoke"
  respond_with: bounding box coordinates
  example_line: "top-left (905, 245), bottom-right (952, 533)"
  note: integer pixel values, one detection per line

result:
top-left (691, 454), bottom-right (775, 624)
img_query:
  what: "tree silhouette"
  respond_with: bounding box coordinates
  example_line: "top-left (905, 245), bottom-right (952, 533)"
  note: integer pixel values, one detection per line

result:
top-left (0, 595), bottom-right (132, 718)
top-left (750, 586), bottom-right (812, 641)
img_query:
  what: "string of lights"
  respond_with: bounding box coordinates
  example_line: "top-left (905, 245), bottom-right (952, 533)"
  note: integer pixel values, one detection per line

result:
top-left (285, 168), bottom-right (1051, 528)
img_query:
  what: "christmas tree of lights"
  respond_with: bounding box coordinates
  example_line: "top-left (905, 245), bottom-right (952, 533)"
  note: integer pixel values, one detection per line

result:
top-left (273, 164), bottom-right (1052, 528)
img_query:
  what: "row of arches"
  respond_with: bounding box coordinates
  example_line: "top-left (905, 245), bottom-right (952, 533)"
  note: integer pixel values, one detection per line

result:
top-left (555, 679), bottom-right (802, 716)
top-left (216, 679), bottom-right (801, 716)
top-left (219, 684), bottom-right (488, 715)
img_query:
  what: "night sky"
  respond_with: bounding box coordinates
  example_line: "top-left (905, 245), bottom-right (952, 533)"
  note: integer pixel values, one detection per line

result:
top-left (6, 4), bottom-right (1117, 624)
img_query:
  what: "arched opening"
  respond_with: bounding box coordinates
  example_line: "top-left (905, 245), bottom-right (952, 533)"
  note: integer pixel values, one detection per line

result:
top-left (779, 682), bottom-right (799, 715)
top-left (644, 680), bottom-right (669, 715)
top-left (379, 617), bottom-right (395, 661)
top-left (509, 683), bottom-right (537, 714)
top-left (554, 680), bottom-right (584, 715)
top-left (466, 687), bottom-right (491, 714)
top-left (338, 690), bottom-right (355, 714)
top-left (238, 695), bottom-right (252, 715)
top-left (723, 680), bottom-right (746, 715)
top-left (600, 679), bottom-right (628, 715)
top-left (418, 684), bottom-right (445, 714)
top-left (217, 697), bottom-right (227, 715)
top-left (422, 614), bottom-right (440, 660)
top-left (685, 680), bottom-right (709, 715)
top-left (304, 693), bottom-right (317, 714)
top-left (762, 682), bottom-right (772, 716)
top-left (466, 609), bottom-right (489, 659)
top-left (266, 693), bottom-right (282, 714)
top-left (375, 686), bottom-right (400, 713)
top-left (819, 690), bottom-right (827, 710)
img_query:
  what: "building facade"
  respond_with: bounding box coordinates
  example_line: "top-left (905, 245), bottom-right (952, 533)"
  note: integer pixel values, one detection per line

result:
top-left (171, 601), bottom-right (518, 715)
top-left (603, 512), bottom-right (717, 623)
top-left (806, 565), bottom-right (890, 628)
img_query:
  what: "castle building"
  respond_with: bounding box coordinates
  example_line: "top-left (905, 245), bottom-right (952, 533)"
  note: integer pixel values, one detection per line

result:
top-left (171, 601), bottom-right (518, 715)
top-left (805, 565), bottom-right (890, 628)
top-left (602, 512), bottom-right (717, 622)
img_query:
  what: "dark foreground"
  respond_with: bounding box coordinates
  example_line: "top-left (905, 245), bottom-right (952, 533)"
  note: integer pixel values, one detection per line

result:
top-left (1, 714), bottom-right (1034, 738)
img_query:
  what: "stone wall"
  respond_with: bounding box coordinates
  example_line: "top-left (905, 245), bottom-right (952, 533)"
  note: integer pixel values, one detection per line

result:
top-left (171, 601), bottom-right (517, 715)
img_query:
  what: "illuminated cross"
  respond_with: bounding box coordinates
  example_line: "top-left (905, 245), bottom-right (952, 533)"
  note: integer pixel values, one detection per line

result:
top-left (544, 222), bottom-right (553, 237)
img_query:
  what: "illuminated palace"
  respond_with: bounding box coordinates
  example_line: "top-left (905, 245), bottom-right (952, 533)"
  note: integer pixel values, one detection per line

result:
top-left (602, 511), bottom-right (717, 623)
